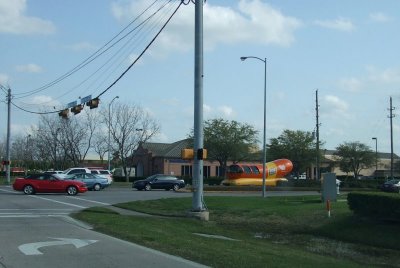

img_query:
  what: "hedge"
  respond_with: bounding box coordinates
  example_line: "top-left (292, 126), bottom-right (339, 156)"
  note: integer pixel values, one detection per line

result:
top-left (347, 192), bottom-right (400, 221)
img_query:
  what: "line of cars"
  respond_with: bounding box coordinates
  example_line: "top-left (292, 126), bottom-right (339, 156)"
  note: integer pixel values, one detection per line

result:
top-left (12, 168), bottom-right (113, 195)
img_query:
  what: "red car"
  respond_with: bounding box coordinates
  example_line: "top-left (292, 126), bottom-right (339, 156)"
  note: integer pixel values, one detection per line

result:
top-left (13, 173), bottom-right (87, 195)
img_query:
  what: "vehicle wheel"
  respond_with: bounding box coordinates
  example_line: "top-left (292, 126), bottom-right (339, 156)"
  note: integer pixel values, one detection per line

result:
top-left (23, 185), bottom-right (35, 195)
top-left (93, 184), bottom-right (101, 191)
top-left (144, 184), bottom-right (151, 191)
top-left (173, 184), bottom-right (180, 192)
top-left (67, 186), bottom-right (78, 195)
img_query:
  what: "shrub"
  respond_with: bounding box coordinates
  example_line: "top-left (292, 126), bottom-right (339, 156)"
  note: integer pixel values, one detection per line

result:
top-left (347, 192), bottom-right (400, 221)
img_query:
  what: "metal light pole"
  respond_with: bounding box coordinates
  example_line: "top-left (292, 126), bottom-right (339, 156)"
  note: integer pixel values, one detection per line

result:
top-left (108, 96), bottom-right (119, 171)
top-left (25, 134), bottom-right (31, 176)
top-left (54, 128), bottom-right (61, 170)
top-left (240, 56), bottom-right (267, 197)
top-left (372, 137), bottom-right (378, 175)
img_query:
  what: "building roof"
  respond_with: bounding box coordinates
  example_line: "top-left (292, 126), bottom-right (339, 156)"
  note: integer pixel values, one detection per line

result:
top-left (141, 139), bottom-right (191, 158)
top-left (324, 149), bottom-right (399, 160)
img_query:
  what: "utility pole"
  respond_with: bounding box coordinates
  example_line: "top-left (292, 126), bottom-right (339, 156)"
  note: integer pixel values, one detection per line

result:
top-left (388, 96), bottom-right (395, 180)
top-left (6, 87), bottom-right (11, 184)
top-left (315, 89), bottom-right (320, 180)
top-left (191, 0), bottom-right (208, 219)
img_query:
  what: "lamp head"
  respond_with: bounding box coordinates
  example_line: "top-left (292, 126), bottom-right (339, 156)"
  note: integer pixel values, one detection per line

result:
top-left (240, 57), bottom-right (247, 61)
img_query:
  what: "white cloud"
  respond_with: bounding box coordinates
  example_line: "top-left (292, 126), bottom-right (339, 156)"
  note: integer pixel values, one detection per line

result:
top-left (366, 66), bottom-right (400, 84)
top-left (111, 0), bottom-right (302, 55)
top-left (0, 73), bottom-right (9, 84)
top-left (339, 77), bottom-right (362, 92)
top-left (15, 63), bottom-right (43, 73)
top-left (369, 12), bottom-right (391, 23)
top-left (217, 105), bottom-right (234, 117)
top-left (321, 95), bottom-right (350, 119)
top-left (314, 17), bottom-right (355, 32)
top-left (0, 0), bottom-right (55, 35)
top-left (20, 95), bottom-right (62, 110)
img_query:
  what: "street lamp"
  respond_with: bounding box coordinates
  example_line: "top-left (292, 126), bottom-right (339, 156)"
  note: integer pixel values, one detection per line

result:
top-left (54, 128), bottom-right (61, 169)
top-left (240, 56), bottom-right (267, 197)
top-left (108, 96), bottom-right (119, 171)
top-left (25, 134), bottom-right (31, 176)
top-left (372, 137), bottom-right (378, 176)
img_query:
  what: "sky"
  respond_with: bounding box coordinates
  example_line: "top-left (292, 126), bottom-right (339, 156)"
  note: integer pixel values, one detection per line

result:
top-left (0, 0), bottom-right (400, 156)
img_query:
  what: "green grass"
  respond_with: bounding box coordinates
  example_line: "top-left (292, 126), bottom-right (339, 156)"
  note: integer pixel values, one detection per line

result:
top-left (72, 195), bottom-right (400, 267)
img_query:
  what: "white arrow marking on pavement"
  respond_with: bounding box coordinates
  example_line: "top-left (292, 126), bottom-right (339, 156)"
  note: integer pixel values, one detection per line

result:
top-left (18, 237), bottom-right (98, 255)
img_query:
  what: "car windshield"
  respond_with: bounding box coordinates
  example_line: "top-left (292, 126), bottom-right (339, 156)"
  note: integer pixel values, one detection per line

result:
top-left (145, 175), bottom-right (160, 181)
top-left (386, 179), bottom-right (400, 185)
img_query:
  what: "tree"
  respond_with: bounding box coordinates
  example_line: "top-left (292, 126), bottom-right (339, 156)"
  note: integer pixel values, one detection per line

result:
top-left (92, 132), bottom-right (108, 163)
top-left (103, 102), bottom-right (160, 182)
top-left (267, 129), bottom-right (317, 177)
top-left (334, 141), bottom-right (375, 178)
top-left (189, 118), bottom-right (259, 177)
top-left (33, 112), bottom-right (98, 169)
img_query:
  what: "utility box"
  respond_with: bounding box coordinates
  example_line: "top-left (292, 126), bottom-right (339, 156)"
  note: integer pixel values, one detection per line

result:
top-left (321, 173), bottom-right (337, 202)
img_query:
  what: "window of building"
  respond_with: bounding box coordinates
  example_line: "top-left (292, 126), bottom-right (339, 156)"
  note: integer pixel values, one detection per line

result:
top-left (181, 165), bottom-right (192, 177)
top-left (203, 166), bottom-right (210, 178)
top-left (215, 166), bottom-right (223, 177)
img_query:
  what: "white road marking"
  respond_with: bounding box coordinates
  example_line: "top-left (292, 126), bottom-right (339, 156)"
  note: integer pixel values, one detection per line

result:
top-left (67, 196), bottom-right (110, 206)
top-left (19, 238), bottom-right (98, 255)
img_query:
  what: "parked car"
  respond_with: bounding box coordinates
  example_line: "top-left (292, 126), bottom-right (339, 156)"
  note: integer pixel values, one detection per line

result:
top-left (57, 167), bottom-right (92, 179)
top-left (44, 170), bottom-right (64, 174)
top-left (90, 169), bottom-right (113, 185)
top-left (132, 174), bottom-right (185, 191)
top-left (380, 179), bottom-right (400, 193)
top-left (65, 173), bottom-right (109, 191)
top-left (12, 173), bottom-right (87, 195)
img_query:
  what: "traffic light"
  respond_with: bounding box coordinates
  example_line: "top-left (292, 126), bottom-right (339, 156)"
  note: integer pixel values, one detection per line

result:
top-left (2, 160), bottom-right (10, 165)
top-left (197, 148), bottom-right (207, 160)
top-left (71, 104), bottom-right (83, 115)
top-left (58, 109), bottom-right (69, 118)
top-left (181, 148), bottom-right (207, 160)
top-left (86, 98), bottom-right (99, 109)
top-left (181, 149), bottom-right (194, 160)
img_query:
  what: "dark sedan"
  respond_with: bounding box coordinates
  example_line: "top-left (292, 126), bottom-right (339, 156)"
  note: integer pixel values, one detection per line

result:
top-left (132, 174), bottom-right (186, 191)
top-left (380, 179), bottom-right (400, 193)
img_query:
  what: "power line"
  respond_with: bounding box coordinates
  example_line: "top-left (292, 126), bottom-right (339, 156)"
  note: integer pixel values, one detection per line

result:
top-left (11, 0), bottom-right (185, 115)
top-left (13, 0), bottom-right (164, 99)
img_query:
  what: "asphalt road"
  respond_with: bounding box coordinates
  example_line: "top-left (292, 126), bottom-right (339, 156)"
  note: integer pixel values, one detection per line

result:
top-left (0, 185), bottom-right (319, 268)
top-left (0, 186), bottom-right (205, 268)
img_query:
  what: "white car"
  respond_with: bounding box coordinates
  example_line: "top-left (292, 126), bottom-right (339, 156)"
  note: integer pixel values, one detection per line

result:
top-left (90, 169), bottom-right (113, 185)
top-left (57, 167), bottom-right (92, 179)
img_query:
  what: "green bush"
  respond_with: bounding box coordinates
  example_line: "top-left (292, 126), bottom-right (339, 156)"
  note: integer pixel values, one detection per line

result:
top-left (347, 192), bottom-right (400, 221)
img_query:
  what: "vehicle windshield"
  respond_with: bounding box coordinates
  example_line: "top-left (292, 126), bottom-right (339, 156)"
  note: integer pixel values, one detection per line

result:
top-left (386, 179), bottom-right (400, 184)
top-left (145, 174), bottom-right (160, 181)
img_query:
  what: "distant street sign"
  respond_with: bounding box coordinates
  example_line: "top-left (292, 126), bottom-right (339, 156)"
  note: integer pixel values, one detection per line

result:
top-left (81, 95), bottom-right (92, 104)
top-left (67, 101), bottom-right (77, 108)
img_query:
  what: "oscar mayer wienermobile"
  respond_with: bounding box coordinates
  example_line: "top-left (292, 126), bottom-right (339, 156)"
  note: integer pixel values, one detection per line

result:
top-left (222, 159), bottom-right (293, 186)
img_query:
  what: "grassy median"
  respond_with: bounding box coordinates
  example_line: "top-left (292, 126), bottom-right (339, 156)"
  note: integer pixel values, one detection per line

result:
top-left (72, 195), bottom-right (400, 267)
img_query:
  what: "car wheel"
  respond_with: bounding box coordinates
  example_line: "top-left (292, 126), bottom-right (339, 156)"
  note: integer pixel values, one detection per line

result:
top-left (144, 184), bottom-right (151, 191)
top-left (173, 184), bottom-right (180, 192)
top-left (93, 184), bottom-right (101, 191)
top-left (23, 185), bottom-right (35, 195)
top-left (67, 186), bottom-right (78, 195)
